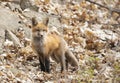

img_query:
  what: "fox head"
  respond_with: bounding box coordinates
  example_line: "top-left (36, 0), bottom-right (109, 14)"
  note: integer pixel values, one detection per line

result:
top-left (31, 17), bottom-right (49, 38)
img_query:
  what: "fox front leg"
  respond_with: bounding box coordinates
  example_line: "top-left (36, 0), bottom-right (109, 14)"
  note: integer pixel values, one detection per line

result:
top-left (39, 56), bottom-right (50, 73)
top-left (44, 57), bottom-right (50, 73)
top-left (39, 56), bottom-right (46, 72)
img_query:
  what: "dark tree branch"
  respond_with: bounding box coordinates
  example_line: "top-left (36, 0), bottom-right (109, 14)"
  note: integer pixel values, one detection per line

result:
top-left (85, 0), bottom-right (120, 14)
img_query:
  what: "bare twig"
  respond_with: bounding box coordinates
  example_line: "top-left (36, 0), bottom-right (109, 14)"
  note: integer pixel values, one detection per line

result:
top-left (85, 0), bottom-right (120, 14)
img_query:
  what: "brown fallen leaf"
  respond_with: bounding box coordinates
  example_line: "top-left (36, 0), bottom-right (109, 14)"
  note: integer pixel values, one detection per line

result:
top-left (0, 71), bottom-right (4, 76)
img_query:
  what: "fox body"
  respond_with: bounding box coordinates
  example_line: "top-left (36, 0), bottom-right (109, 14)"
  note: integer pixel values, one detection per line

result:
top-left (31, 17), bottom-right (78, 73)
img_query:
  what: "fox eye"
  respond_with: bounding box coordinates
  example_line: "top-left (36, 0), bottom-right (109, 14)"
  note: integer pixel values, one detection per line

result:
top-left (43, 29), bottom-right (46, 32)
top-left (36, 29), bottom-right (40, 31)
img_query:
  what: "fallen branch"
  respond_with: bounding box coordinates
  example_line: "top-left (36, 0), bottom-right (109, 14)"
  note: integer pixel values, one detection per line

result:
top-left (85, 0), bottom-right (120, 14)
top-left (0, 0), bottom-right (20, 4)
top-left (102, 24), bottom-right (120, 27)
top-left (5, 29), bottom-right (22, 47)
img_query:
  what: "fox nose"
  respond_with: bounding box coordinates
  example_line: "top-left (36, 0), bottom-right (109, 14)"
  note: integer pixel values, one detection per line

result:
top-left (38, 33), bottom-right (43, 37)
top-left (40, 35), bottom-right (43, 37)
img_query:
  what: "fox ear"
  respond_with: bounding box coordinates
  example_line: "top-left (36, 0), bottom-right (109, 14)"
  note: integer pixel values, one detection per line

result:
top-left (43, 17), bottom-right (49, 26)
top-left (32, 17), bottom-right (38, 26)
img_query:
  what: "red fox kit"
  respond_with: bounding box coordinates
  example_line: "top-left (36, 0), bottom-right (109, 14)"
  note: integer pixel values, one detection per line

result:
top-left (31, 17), bottom-right (78, 73)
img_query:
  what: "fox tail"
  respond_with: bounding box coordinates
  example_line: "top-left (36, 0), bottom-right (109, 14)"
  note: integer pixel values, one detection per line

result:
top-left (65, 49), bottom-right (79, 69)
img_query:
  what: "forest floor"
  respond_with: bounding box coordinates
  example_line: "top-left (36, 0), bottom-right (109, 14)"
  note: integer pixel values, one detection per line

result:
top-left (0, 0), bottom-right (120, 83)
